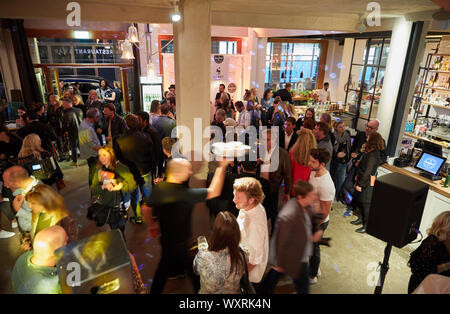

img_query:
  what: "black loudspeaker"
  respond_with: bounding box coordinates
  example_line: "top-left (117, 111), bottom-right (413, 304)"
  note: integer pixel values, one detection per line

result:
top-left (367, 173), bottom-right (429, 248)
top-left (55, 229), bottom-right (134, 294)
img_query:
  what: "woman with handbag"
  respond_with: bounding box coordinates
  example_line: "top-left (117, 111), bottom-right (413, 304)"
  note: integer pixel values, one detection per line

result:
top-left (351, 132), bottom-right (384, 233)
top-left (89, 146), bottom-right (136, 237)
top-left (193, 211), bottom-right (246, 294)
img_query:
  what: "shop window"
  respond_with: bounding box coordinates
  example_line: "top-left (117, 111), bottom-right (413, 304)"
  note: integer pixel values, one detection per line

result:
top-left (265, 42), bottom-right (321, 90)
top-left (344, 37), bottom-right (390, 130)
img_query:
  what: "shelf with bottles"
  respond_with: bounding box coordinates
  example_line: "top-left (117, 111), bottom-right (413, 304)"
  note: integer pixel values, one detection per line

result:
top-left (430, 55), bottom-right (450, 71)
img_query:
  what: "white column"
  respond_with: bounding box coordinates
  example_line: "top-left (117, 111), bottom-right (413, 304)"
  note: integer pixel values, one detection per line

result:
top-left (377, 17), bottom-right (413, 140)
top-left (392, 21), bottom-right (430, 156)
top-left (173, 0), bottom-right (211, 173)
top-left (255, 37), bottom-right (267, 99)
top-left (324, 40), bottom-right (343, 102)
top-left (336, 38), bottom-right (354, 103)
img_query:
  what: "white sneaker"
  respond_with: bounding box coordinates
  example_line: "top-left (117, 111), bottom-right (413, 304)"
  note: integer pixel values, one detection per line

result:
top-left (12, 221), bottom-right (18, 229)
top-left (309, 277), bottom-right (318, 284)
top-left (0, 230), bottom-right (15, 239)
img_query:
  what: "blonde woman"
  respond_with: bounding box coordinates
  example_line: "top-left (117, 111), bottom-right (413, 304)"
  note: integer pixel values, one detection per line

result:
top-left (72, 94), bottom-right (87, 118)
top-left (289, 128), bottom-right (317, 196)
top-left (18, 133), bottom-right (45, 161)
top-left (25, 184), bottom-right (78, 247)
top-left (408, 211), bottom-right (450, 293)
top-left (18, 134), bottom-right (65, 189)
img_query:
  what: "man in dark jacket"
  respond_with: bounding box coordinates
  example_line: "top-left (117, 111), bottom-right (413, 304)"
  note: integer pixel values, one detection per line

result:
top-left (206, 157), bottom-right (274, 219)
top-left (17, 110), bottom-right (57, 154)
top-left (350, 119), bottom-right (387, 164)
top-left (258, 180), bottom-right (324, 294)
top-left (101, 103), bottom-right (127, 145)
top-left (136, 111), bottom-right (164, 179)
top-left (113, 114), bottom-right (156, 223)
top-left (314, 122), bottom-right (333, 171)
top-left (273, 83), bottom-right (293, 104)
top-left (61, 98), bottom-right (84, 165)
top-left (259, 128), bottom-right (291, 235)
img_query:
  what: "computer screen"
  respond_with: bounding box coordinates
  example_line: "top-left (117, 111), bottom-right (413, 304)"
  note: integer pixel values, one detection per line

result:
top-left (423, 140), bottom-right (442, 156)
top-left (415, 152), bottom-right (446, 176)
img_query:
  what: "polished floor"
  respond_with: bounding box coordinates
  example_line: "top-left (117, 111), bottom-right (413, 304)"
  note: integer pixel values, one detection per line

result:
top-left (0, 161), bottom-right (414, 294)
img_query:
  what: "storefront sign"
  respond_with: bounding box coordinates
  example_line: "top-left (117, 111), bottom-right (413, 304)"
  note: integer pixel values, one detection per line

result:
top-left (74, 48), bottom-right (114, 55)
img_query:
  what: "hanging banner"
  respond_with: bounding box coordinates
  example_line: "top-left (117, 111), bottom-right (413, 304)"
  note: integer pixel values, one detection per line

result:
top-left (211, 55), bottom-right (229, 81)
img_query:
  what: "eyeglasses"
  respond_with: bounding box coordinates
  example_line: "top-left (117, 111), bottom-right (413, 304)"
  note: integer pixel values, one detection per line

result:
top-left (366, 125), bottom-right (377, 130)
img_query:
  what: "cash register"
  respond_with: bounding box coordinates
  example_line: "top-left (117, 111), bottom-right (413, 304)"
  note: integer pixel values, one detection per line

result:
top-left (414, 151), bottom-right (447, 181)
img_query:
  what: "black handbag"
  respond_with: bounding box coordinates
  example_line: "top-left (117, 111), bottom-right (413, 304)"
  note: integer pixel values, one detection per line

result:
top-left (239, 248), bottom-right (256, 294)
top-left (87, 192), bottom-right (127, 227)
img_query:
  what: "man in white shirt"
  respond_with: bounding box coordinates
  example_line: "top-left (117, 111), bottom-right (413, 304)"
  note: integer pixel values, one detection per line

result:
top-left (3, 166), bottom-right (40, 235)
top-left (316, 82), bottom-right (331, 103)
top-left (308, 148), bottom-right (335, 284)
top-left (235, 101), bottom-right (250, 129)
top-left (233, 177), bottom-right (269, 284)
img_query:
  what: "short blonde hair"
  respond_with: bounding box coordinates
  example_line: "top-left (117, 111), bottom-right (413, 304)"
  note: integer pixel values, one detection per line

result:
top-left (427, 211), bottom-right (450, 241)
top-left (18, 133), bottom-right (44, 160)
top-left (233, 177), bottom-right (264, 205)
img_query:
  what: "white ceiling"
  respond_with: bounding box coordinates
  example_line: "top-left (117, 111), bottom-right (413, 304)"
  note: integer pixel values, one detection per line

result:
top-left (1, 0), bottom-right (446, 32)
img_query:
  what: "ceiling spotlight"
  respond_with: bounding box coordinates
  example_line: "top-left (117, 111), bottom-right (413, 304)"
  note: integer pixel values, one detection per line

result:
top-left (171, 1), bottom-right (181, 22)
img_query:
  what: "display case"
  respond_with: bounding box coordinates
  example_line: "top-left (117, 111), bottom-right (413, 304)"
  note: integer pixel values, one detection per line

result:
top-left (408, 51), bottom-right (450, 149)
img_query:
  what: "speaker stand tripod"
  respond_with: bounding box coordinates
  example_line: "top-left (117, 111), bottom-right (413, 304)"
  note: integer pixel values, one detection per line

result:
top-left (374, 243), bottom-right (392, 294)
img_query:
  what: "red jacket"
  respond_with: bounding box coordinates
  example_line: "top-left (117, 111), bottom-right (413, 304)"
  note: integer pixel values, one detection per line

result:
top-left (289, 151), bottom-right (311, 196)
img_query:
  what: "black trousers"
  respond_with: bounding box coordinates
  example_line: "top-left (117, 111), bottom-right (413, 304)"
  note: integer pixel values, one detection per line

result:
top-left (269, 190), bottom-right (280, 236)
top-left (150, 241), bottom-right (200, 294)
top-left (87, 156), bottom-right (98, 187)
top-left (309, 221), bottom-right (329, 278)
top-left (69, 135), bottom-right (79, 163)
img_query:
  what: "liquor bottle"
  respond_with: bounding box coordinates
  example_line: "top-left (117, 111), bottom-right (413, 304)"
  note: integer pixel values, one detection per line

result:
top-left (444, 173), bottom-right (450, 188)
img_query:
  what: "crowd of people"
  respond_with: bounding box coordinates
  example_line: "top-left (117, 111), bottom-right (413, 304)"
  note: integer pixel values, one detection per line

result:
top-left (0, 82), bottom-right (449, 294)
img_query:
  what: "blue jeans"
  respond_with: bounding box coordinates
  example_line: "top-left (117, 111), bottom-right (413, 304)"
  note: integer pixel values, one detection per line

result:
top-left (140, 172), bottom-right (153, 202)
top-left (335, 162), bottom-right (347, 199)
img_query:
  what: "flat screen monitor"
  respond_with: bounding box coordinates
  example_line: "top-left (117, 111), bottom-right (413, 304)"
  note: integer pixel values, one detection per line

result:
top-left (414, 151), bottom-right (446, 176)
top-left (423, 140), bottom-right (442, 156)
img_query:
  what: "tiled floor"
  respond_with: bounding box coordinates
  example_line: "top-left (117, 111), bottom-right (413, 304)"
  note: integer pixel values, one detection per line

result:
top-left (0, 161), bottom-right (414, 294)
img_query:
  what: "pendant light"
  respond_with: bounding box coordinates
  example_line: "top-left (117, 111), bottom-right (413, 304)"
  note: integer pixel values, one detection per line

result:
top-left (128, 24), bottom-right (139, 43)
top-left (121, 38), bottom-right (134, 59)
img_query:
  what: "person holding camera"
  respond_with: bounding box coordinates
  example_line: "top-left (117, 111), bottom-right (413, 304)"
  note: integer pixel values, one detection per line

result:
top-left (18, 134), bottom-right (65, 190)
top-left (89, 146), bottom-right (137, 237)
top-left (96, 79), bottom-right (114, 104)
top-left (331, 121), bottom-right (351, 201)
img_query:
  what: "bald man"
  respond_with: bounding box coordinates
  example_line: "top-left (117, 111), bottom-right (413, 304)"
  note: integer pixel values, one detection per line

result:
top-left (142, 158), bottom-right (230, 294)
top-left (2, 166), bottom-right (40, 232)
top-left (12, 225), bottom-right (68, 294)
top-left (351, 119), bottom-right (380, 159)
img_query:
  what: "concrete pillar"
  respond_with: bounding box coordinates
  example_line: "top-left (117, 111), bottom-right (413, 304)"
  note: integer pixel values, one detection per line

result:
top-left (337, 38), bottom-right (354, 104)
top-left (388, 21), bottom-right (430, 157)
top-left (0, 28), bottom-right (21, 101)
top-left (324, 40), bottom-right (343, 102)
top-left (173, 0), bottom-right (212, 238)
top-left (377, 17), bottom-right (413, 141)
top-left (255, 37), bottom-right (267, 99)
top-left (173, 0), bottom-right (211, 172)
